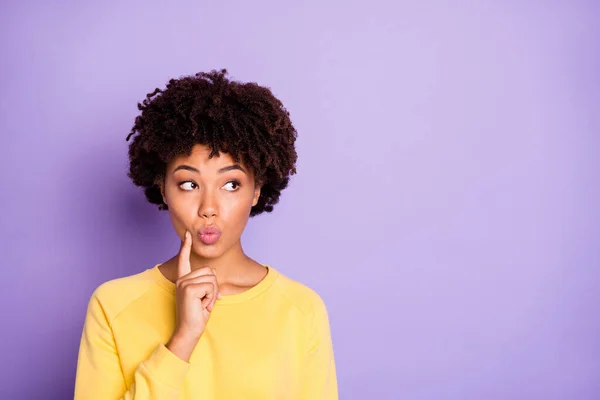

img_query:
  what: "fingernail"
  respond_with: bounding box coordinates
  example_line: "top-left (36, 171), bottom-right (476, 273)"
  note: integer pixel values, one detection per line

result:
top-left (218, 293), bottom-right (222, 300)
top-left (185, 231), bottom-right (190, 240)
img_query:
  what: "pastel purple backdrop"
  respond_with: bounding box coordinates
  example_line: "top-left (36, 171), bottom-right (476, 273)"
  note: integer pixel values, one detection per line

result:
top-left (1, 1), bottom-right (598, 399)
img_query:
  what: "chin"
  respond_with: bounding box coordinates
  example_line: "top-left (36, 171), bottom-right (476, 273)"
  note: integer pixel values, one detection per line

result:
top-left (192, 243), bottom-right (224, 259)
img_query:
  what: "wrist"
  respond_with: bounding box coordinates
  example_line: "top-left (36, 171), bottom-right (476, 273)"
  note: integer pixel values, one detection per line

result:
top-left (172, 328), bottom-right (202, 343)
top-left (166, 330), bottom-right (201, 362)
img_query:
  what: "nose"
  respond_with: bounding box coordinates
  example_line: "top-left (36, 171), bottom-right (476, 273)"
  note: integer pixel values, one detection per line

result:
top-left (198, 187), bottom-right (218, 219)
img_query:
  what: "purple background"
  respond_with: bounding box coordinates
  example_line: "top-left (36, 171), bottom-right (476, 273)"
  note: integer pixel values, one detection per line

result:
top-left (1, 1), bottom-right (599, 399)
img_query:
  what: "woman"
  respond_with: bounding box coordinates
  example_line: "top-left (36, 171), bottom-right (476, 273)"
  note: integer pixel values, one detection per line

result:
top-left (74, 70), bottom-right (338, 399)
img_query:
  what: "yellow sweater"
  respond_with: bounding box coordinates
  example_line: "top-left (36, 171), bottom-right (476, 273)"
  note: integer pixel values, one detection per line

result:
top-left (74, 264), bottom-right (337, 399)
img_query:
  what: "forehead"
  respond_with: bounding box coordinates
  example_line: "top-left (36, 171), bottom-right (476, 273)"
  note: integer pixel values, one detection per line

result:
top-left (168, 144), bottom-right (236, 169)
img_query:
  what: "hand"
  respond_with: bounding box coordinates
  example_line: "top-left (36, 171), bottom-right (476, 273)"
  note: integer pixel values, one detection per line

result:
top-left (167, 231), bottom-right (220, 361)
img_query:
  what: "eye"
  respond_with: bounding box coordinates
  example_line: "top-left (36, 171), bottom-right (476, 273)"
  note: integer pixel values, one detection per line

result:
top-left (179, 181), bottom-right (198, 191)
top-left (222, 180), bottom-right (241, 192)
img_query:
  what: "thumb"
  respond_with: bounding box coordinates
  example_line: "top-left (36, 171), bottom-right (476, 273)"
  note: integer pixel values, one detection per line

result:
top-left (177, 231), bottom-right (192, 278)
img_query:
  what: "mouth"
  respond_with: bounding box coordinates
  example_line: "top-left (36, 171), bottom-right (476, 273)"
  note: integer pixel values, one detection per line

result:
top-left (197, 226), bottom-right (221, 245)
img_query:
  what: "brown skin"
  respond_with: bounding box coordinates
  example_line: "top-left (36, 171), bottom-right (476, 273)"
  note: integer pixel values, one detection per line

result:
top-left (159, 144), bottom-right (268, 361)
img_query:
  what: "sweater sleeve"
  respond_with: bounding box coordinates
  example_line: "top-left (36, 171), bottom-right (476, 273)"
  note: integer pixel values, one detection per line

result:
top-left (301, 298), bottom-right (338, 400)
top-left (74, 292), bottom-right (190, 399)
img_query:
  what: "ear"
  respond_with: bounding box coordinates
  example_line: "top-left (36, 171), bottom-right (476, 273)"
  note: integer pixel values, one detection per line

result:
top-left (156, 176), bottom-right (167, 205)
top-left (252, 185), bottom-right (262, 207)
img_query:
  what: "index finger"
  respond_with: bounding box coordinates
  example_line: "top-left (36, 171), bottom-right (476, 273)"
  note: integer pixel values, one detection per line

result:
top-left (178, 231), bottom-right (192, 278)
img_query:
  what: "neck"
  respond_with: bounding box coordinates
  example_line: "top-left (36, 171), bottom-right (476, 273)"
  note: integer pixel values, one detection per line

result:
top-left (189, 240), bottom-right (251, 279)
top-left (160, 239), bottom-right (265, 289)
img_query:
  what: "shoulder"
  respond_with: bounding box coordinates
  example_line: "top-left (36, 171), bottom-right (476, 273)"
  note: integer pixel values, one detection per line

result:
top-left (272, 270), bottom-right (329, 317)
top-left (272, 270), bottom-right (334, 348)
top-left (87, 267), bottom-right (156, 324)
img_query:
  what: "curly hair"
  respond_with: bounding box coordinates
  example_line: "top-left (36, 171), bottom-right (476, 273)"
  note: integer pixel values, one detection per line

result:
top-left (125, 69), bottom-right (298, 217)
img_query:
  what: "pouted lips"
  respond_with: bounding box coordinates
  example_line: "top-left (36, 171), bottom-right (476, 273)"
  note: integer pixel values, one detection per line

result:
top-left (198, 226), bottom-right (221, 245)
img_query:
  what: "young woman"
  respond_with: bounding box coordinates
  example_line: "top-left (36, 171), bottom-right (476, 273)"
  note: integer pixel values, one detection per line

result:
top-left (74, 70), bottom-right (337, 399)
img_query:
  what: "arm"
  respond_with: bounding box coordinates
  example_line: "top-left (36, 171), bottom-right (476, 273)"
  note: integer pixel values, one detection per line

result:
top-left (75, 233), bottom-right (218, 400)
top-left (74, 293), bottom-right (190, 400)
top-left (301, 298), bottom-right (338, 400)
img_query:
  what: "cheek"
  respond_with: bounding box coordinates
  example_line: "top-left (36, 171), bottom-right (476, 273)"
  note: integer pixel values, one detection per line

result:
top-left (167, 207), bottom-right (188, 234)
top-left (221, 193), bottom-right (253, 226)
top-left (166, 194), bottom-right (198, 229)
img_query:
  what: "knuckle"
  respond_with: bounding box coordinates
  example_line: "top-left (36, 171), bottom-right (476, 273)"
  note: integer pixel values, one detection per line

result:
top-left (181, 283), bottom-right (197, 294)
top-left (199, 266), bottom-right (212, 275)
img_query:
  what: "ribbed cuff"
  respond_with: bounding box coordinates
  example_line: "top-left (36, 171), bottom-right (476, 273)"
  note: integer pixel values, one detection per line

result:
top-left (143, 343), bottom-right (191, 390)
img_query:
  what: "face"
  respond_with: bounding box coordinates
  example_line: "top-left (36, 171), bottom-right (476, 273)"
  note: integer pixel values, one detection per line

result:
top-left (160, 144), bottom-right (261, 260)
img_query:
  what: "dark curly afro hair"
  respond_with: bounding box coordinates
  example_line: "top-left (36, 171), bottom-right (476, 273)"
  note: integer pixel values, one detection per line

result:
top-left (125, 69), bottom-right (298, 217)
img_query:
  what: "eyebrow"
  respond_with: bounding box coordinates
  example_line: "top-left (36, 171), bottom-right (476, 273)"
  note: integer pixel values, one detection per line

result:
top-left (173, 164), bottom-right (246, 174)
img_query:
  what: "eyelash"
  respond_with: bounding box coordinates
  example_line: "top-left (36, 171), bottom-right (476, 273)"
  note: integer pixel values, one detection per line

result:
top-left (224, 180), bottom-right (241, 191)
top-left (178, 180), bottom-right (241, 192)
